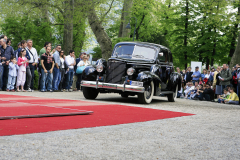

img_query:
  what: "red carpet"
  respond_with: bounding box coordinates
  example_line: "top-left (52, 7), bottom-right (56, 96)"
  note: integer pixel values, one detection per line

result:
top-left (0, 94), bottom-right (194, 136)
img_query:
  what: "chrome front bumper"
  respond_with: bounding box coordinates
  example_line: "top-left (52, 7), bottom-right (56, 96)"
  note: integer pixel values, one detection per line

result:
top-left (81, 81), bottom-right (145, 93)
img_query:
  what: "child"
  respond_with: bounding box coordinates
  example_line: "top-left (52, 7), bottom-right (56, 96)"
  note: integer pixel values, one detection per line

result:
top-left (204, 70), bottom-right (211, 84)
top-left (7, 56), bottom-right (19, 91)
top-left (17, 49), bottom-right (28, 92)
top-left (224, 87), bottom-right (239, 105)
top-left (218, 88), bottom-right (230, 103)
top-left (184, 82), bottom-right (195, 98)
top-left (190, 86), bottom-right (199, 99)
top-left (198, 77), bottom-right (203, 85)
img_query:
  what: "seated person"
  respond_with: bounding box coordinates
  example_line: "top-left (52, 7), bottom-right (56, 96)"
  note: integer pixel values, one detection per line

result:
top-left (184, 82), bottom-right (191, 96)
top-left (224, 87), bottom-right (239, 105)
top-left (184, 82), bottom-right (195, 98)
top-left (218, 88), bottom-right (230, 103)
top-left (198, 83), bottom-right (214, 101)
top-left (198, 77), bottom-right (203, 85)
top-left (195, 84), bottom-right (204, 99)
top-left (189, 86), bottom-right (199, 99)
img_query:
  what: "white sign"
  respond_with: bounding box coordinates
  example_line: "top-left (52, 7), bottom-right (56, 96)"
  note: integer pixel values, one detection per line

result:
top-left (191, 61), bottom-right (202, 72)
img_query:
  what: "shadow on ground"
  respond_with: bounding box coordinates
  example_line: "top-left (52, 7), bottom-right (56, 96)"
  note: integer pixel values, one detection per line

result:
top-left (94, 95), bottom-right (171, 105)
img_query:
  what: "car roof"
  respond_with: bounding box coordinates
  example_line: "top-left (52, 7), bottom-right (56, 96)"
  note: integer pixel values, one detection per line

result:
top-left (115, 41), bottom-right (170, 51)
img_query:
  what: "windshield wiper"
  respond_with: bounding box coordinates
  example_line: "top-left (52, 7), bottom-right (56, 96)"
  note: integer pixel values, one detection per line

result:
top-left (132, 55), bottom-right (152, 60)
top-left (132, 54), bottom-right (144, 58)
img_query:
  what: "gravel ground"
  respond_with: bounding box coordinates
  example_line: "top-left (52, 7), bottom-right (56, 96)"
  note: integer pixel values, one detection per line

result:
top-left (0, 91), bottom-right (240, 160)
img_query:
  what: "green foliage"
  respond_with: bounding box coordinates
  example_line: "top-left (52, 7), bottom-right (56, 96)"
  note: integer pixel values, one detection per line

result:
top-left (1, 16), bottom-right (55, 52)
top-left (112, 37), bottom-right (133, 48)
top-left (33, 70), bottom-right (39, 90)
top-left (92, 46), bottom-right (102, 59)
top-left (0, 0), bottom-right (239, 69)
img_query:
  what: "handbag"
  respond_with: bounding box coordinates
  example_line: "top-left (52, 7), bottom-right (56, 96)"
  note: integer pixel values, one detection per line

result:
top-left (76, 66), bottom-right (85, 74)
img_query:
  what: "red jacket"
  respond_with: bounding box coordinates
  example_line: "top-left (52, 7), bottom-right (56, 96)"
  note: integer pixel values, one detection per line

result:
top-left (233, 72), bottom-right (238, 85)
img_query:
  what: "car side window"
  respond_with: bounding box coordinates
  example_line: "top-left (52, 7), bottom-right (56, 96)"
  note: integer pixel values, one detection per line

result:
top-left (169, 52), bottom-right (173, 63)
top-left (158, 52), bottom-right (165, 62)
top-left (158, 50), bottom-right (168, 63)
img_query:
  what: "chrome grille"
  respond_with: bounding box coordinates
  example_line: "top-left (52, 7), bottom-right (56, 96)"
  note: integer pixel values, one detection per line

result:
top-left (106, 61), bottom-right (126, 84)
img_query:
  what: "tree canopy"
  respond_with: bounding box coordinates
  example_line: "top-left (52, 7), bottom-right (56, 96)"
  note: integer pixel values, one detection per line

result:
top-left (0, 0), bottom-right (240, 69)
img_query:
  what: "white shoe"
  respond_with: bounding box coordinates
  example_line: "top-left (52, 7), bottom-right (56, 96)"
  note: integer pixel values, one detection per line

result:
top-left (27, 88), bottom-right (32, 92)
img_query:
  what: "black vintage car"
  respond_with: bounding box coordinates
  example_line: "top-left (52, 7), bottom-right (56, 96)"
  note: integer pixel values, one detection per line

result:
top-left (81, 42), bottom-right (182, 104)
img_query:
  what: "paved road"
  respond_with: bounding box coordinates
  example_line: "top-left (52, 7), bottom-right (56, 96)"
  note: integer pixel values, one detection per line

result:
top-left (0, 91), bottom-right (240, 159)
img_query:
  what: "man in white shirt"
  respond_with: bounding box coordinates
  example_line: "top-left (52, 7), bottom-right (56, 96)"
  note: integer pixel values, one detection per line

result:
top-left (26, 39), bottom-right (38, 91)
top-left (65, 50), bottom-right (76, 92)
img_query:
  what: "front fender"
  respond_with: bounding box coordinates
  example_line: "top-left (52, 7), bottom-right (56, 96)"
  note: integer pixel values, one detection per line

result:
top-left (136, 71), bottom-right (162, 95)
top-left (82, 65), bottom-right (98, 81)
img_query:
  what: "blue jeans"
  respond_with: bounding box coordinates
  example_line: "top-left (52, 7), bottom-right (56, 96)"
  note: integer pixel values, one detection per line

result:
top-left (0, 65), bottom-right (3, 89)
top-left (228, 100), bottom-right (239, 105)
top-left (52, 67), bottom-right (61, 90)
top-left (218, 98), bottom-right (225, 103)
top-left (237, 86), bottom-right (240, 98)
top-left (41, 69), bottom-right (53, 91)
top-left (7, 75), bottom-right (16, 90)
top-left (66, 69), bottom-right (74, 89)
top-left (221, 85), bottom-right (230, 94)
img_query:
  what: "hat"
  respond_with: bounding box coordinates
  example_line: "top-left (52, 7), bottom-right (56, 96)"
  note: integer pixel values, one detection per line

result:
top-left (195, 66), bottom-right (199, 68)
top-left (17, 42), bottom-right (21, 46)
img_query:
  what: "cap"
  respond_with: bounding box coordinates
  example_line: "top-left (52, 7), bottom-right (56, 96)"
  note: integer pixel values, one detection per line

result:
top-left (195, 66), bottom-right (199, 68)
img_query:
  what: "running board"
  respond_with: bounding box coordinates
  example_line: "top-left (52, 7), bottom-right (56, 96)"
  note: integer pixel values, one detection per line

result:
top-left (160, 91), bottom-right (174, 95)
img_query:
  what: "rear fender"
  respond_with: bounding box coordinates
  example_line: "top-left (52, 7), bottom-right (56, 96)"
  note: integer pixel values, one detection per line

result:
top-left (169, 72), bottom-right (182, 91)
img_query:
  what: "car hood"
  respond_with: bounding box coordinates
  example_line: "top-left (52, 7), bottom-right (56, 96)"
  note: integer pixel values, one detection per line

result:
top-left (108, 57), bottom-right (156, 64)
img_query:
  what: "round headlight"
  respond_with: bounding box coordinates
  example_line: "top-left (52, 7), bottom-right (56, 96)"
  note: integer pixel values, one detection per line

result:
top-left (96, 64), bottom-right (103, 72)
top-left (127, 67), bottom-right (135, 76)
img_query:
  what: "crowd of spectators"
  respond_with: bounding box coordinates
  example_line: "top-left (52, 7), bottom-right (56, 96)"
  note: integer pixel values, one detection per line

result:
top-left (0, 35), bottom-right (91, 92)
top-left (1, 34), bottom-right (240, 106)
top-left (176, 64), bottom-right (240, 105)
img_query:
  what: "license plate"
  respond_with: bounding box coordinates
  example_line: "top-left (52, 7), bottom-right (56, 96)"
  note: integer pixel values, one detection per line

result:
top-left (130, 81), bottom-right (143, 87)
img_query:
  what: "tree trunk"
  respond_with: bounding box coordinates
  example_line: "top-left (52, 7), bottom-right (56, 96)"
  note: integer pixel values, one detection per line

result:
top-left (135, 14), bottom-right (145, 40)
top-left (40, 1), bottom-right (52, 38)
top-left (211, 28), bottom-right (217, 66)
top-left (63, 0), bottom-right (74, 54)
top-left (121, 0), bottom-right (133, 38)
top-left (87, 1), bottom-right (112, 59)
top-left (184, 0), bottom-right (189, 69)
top-left (228, 1), bottom-right (240, 64)
top-left (228, 23), bottom-right (238, 65)
top-left (118, 6), bottom-right (124, 37)
top-left (206, 58), bottom-right (210, 70)
top-left (164, 0), bottom-right (171, 36)
top-left (230, 31), bottom-right (240, 68)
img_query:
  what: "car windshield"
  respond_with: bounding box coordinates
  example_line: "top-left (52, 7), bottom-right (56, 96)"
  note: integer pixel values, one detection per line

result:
top-left (113, 45), bottom-right (156, 60)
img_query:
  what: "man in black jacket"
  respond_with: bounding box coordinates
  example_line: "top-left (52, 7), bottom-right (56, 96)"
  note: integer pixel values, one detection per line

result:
top-left (0, 38), bottom-right (14, 91)
top-left (184, 67), bottom-right (193, 83)
top-left (199, 83), bottom-right (215, 101)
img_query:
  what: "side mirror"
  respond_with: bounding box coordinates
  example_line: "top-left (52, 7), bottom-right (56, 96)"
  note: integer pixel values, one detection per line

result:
top-left (159, 52), bottom-right (164, 57)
